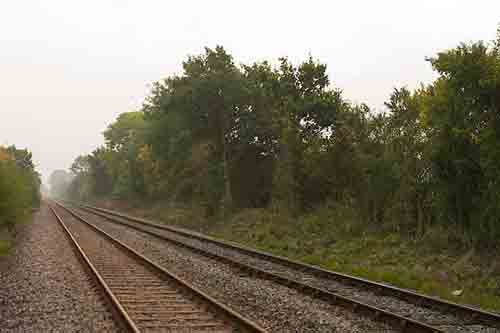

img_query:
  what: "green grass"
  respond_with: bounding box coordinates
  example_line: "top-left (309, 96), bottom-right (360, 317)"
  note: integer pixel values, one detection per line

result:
top-left (0, 209), bottom-right (35, 257)
top-left (100, 200), bottom-right (500, 313)
top-left (215, 211), bottom-right (500, 312)
top-left (0, 239), bottom-right (10, 256)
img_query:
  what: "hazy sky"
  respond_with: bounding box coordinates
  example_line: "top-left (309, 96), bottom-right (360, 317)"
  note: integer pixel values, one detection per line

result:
top-left (1, 1), bottom-right (499, 183)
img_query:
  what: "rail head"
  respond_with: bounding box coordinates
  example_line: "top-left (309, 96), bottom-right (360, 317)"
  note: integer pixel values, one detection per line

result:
top-left (48, 204), bottom-right (140, 333)
top-left (77, 202), bottom-right (500, 328)
top-left (56, 201), bottom-right (267, 333)
top-left (71, 202), bottom-right (449, 332)
top-left (75, 201), bottom-right (500, 330)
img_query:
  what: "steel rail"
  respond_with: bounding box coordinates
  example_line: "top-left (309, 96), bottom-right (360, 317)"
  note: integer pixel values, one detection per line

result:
top-left (54, 202), bottom-right (267, 333)
top-left (78, 202), bottom-right (500, 329)
top-left (70, 202), bottom-right (454, 333)
top-left (49, 205), bottom-right (140, 333)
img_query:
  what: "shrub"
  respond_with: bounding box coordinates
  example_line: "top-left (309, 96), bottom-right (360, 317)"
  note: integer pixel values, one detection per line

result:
top-left (0, 155), bottom-right (37, 231)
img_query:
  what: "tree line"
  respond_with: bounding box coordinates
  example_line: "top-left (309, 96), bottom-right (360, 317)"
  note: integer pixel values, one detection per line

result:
top-left (0, 146), bottom-right (41, 231)
top-left (60, 28), bottom-right (500, 245)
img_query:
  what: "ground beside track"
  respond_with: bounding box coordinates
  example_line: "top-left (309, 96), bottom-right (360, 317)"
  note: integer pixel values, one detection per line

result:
top-left (0, 203), bottom-right (119, 332)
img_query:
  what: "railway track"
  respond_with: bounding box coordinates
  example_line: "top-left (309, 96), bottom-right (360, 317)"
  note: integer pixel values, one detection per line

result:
top-left (65, 202), bottom-right (500, 333)
top-left (49, 203), bottom-right (266, 333)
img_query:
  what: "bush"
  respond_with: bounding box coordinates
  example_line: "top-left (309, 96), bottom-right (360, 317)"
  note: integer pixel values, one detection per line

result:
top-left (0, 159), bottom-right (37, 231)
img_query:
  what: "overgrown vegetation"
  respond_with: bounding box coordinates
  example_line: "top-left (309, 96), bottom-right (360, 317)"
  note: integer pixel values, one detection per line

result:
top-left (229, 208), bottom-right (500, 310)
top-left (65, 28), bottom-right (500, 247)
top-left (59, 28), bottom-right (500, 309)
top-left (0, 145), bottom-right (41, 246)
top-left (101, 200), bottom-right (500, 312)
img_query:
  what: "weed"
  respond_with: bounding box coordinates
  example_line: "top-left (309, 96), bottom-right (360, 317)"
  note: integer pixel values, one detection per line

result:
top-left (103, 199), bottom-right (500, 313)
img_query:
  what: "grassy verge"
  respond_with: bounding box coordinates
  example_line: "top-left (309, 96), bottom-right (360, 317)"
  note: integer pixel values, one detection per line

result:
top-left (95, 199), bottom-right (500, 313)
top-left (0, 228), bottom-right (14, 256)
top-left (0, 239), bottom-right (11, 256)
top-left (0, 208), bottom-right (37, 257)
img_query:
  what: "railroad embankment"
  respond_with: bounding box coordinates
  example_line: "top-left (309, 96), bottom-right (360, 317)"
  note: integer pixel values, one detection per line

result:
top-left (94, 198), bottom-right (500, 314)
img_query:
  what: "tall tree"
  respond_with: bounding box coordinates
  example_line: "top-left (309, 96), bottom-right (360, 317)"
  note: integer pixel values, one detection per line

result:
top-left (145, 46), bottom-right (245, 214)
top-left (425, 40), bottom-right (500, 238)
top-left (270, 57), bottom-right (342, 213)
top-left (103, 112), bottom-right (146, 196)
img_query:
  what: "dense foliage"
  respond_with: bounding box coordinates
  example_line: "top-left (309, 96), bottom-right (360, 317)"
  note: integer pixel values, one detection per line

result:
top-left (66, 29), bottom-right (500, 245)
top-left (0, 146), bottom-right (41, 231)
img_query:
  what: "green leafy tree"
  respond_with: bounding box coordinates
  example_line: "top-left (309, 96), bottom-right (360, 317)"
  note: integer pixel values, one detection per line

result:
top-left (144, 46), bottom-right (245, 215)
top-left (424, 41), bottom-right (500, 238)
top-left (269, 57), bottom-right (343, 213)
top-left (0, 146), bottom-right (40, 231)
top-left (103, 112), bottom-right (146, 197)
top-left (64, 27), bottom-right (500, 245)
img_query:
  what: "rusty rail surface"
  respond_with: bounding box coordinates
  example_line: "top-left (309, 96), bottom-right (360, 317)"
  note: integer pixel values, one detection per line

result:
top-left (52, 202), bottom-right (266, 333)
top-left (78, 202), bottom-right (500, 329)
top-left (50, 205), bottom-right (139, 333)
top-left (72, 202), bottom-right (500, 332)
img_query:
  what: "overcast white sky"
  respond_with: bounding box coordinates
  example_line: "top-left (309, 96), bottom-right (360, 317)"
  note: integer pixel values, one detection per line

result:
top-left (1, 1), bottom-right (499, 183)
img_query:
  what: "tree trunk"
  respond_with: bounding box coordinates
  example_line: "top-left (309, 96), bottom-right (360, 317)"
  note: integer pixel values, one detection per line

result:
top-left (221, 135), bottom-right (233, 215)
top-left (216, 105), bottom-right (233, 216)
top-left (272, 115), bottom-right (298, 215)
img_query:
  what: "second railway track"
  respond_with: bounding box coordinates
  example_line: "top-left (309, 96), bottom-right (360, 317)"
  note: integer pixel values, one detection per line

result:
top-left (50, 203), bottom-right (265, 333)
top-left (64, 201), bottom-right (500, 333)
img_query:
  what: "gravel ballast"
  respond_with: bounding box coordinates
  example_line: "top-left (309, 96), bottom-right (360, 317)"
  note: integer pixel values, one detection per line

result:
top-left (0, 204), bottom-right (120, 332)
top-left (80, 205), bottom-right (500, 333)
top-left (62, 205), bottom-right (394, 332)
